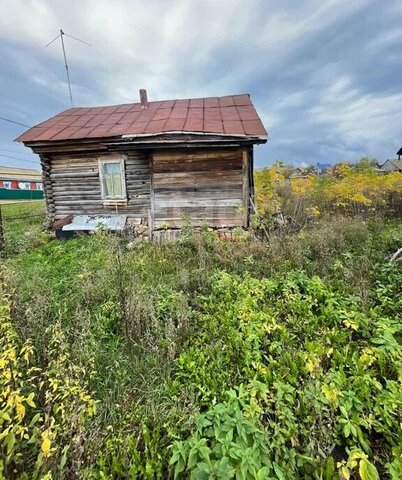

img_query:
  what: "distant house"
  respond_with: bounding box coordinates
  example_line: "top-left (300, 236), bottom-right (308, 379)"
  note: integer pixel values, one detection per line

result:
top-left (287, 167), bottom-right (307, 179)
top-left (16, 91), bottom-right (267, 236)
top-left (376, 147), bottom-right (402, 173)
top-left (282, 166), bottom-right (307, 185)
top-left (377, 158), bottom-right (402, 173)
top-left (0, 166), bottom-right (43, 200)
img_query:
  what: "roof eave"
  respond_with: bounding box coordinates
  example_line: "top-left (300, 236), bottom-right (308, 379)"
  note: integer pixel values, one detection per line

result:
top-left (22, 132), bottom-right (268, 152)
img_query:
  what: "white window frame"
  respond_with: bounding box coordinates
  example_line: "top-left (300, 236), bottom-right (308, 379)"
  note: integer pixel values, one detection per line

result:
top-left (98, 156), bottom-right (127, 203)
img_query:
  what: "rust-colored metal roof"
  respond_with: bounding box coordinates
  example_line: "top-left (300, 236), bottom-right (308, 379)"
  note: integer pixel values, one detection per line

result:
top-left (16, 94), bottom-right (267, 143)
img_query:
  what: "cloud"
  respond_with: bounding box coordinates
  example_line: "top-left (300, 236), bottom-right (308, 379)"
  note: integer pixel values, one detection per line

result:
top-left (0, 0), bottom-right (401, 168)
top-left (308, 74), bottom-right (402, 157)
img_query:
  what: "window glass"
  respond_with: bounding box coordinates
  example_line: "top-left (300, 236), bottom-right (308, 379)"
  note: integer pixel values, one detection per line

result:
top-left (100, 160), bottom-right (125, 199)
top-left (103, 163), bottom-right (121, 175)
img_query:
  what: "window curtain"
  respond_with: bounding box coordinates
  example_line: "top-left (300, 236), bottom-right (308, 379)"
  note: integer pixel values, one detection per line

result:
top-left (102, 162), bottom-right (123, 198)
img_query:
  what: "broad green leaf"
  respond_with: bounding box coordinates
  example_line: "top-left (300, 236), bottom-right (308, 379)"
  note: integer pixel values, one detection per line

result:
top-left (273, 462), bottom-right (286, 480)
top-left (359, 459), bottom-right (379, 480)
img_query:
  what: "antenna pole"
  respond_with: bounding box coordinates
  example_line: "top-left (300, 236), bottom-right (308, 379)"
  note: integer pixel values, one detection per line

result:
top-left (59, 29), bottom-right (73, 107)
top-left (46, 29), bottom-right (91, 107)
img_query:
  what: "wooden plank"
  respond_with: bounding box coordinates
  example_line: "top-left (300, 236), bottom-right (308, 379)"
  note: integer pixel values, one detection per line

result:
top-left (153, 157), bottom-right (241, 167)
top-left (153, 171), bottom-right (242, 187)
top-left (52, 185), bottom-right (101, 192)
top-left (153, 149), bottom-right (242, 162)
top-left (154, 192), bottom-right (242, 202)
top-left (154, 207), bottom-right (241, 218)
top-left (154, 218), bottom-right (243, 228)
top-left (53, 195), bottom-right (102, 202)
top-left (154, 199), bottom-right (241, 208)
top-left (50, 172), bottom-right (99, 179)
top-left (51, 162), bottom-right (98, 169)
top-left (154, 185), bottom-right (242, 195)
top-left (153, 159), bottom-right (242, 173)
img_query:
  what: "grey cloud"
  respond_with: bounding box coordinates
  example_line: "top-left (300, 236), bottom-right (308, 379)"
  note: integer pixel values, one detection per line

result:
top-left (0, 0), bottom-right (401, 169)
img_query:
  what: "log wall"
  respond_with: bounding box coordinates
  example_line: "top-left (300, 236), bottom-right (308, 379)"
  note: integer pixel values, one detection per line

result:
top-left (46, 151), bottom-right (150, 220)
top-left (43, 146), bottom-right (251, 229)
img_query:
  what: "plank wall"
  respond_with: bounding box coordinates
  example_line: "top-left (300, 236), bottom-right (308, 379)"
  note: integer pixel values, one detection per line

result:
top-left (152, 149), bottom-right (248, 228)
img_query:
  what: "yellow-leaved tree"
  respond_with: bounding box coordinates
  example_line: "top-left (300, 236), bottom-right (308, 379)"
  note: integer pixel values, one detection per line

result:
top-left (254, 159), bottom-right (402, 219)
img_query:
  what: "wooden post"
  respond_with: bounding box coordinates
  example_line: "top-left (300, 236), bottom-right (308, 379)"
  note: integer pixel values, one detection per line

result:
top-left (242, 149), bottom-right (249, 227)
top-left (0, 205), bottom-right (4, 252)
top-left (149, 154), bottom-right (155, 238)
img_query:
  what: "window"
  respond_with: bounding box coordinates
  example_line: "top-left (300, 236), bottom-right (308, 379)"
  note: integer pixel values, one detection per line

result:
top-left (18, 181), bottom-right (31, 190)
top-left (3, 181), bottom-right (12, 189)
top-left (36, 182), bottom-right (43, 191)
top-left (99, 158), bottom-right (126, 201)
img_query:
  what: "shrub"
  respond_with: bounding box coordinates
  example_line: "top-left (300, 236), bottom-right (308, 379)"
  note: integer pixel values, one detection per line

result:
top-left (168, 268), bottom-right (402, 478)
top-left (0, 278), bottom-right (97, 478)
top-left (170, 386), bottom-right (273, 479)
top-left (254, 163), bottom-right (402, 223)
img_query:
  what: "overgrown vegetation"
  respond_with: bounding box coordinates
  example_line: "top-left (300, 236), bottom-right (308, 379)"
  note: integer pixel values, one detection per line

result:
top-left (1, 178), bottom-right (401, 478)
top-left (254, 159), bottom-right (402, 226)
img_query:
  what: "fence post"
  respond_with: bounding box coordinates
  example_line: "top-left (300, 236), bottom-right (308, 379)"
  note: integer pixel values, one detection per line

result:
top-left (0, 205), bottom-right (4, 252)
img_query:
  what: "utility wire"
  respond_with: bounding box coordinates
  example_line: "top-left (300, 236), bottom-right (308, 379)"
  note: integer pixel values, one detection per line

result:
top-left (0, 148), bottom-right (19, 153)
top-left (0, 148), bottom-right (32, 155)
top-left (0, 154), bottom-right (39, 165)
top-left (0, 117), bottom-right (31, 128)
top-left (0, 150), bottom-right (38, 164)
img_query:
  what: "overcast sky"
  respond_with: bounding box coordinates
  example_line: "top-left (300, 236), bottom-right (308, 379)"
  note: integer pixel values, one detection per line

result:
top-left (0, 0), bottom-right (401, 169)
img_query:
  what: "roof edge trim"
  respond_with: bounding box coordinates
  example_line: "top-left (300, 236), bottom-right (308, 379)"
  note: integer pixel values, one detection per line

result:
top-left (121, 131), bottom-right (267, 140)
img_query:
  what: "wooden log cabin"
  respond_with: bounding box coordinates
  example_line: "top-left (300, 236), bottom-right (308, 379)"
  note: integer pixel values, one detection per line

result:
top-left (16, 91), bottom-right (267, 237)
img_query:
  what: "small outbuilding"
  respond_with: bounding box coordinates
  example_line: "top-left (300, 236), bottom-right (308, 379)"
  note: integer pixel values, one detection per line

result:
top-left (16, 91), bottom-right (267, 237)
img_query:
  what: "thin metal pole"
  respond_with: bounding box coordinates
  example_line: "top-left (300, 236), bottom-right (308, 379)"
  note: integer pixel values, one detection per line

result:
top-left (60, 29), bottom-right (73, 107)
top-left (0, 205), bottom-right (4, 252)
